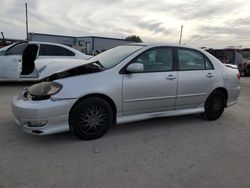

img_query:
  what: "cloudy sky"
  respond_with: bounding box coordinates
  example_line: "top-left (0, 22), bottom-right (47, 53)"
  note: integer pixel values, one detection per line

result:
top-left (1, 0), bottom-right (250, 48)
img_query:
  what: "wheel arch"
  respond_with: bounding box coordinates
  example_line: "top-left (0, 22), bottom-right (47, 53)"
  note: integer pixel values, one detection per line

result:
top-left (69, 93), bottom-right (117, 124)
top-left (209, 87), bottom-right (228, 107)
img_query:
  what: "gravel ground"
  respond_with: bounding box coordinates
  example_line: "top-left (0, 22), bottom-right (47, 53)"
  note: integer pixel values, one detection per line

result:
top-left (0, 78), bottom-right (250, 188)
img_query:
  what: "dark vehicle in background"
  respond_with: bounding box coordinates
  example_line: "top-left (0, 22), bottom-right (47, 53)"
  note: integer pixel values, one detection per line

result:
top-left (238, 48), bottom-right (250, 76)
top-left (207, 48), bottom-right (247, 76)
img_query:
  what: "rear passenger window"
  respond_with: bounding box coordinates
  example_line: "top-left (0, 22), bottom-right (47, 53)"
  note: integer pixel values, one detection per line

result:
top-left (178, 49), bottom-right (205, 70)
top-left (205, 57), bottom-right (213, 70)
top-left (39, 44), bottom-right (75, 56)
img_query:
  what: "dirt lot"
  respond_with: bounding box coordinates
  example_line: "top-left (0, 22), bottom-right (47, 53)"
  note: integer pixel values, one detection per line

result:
top-left (0, 78), bottom-right (250, 188)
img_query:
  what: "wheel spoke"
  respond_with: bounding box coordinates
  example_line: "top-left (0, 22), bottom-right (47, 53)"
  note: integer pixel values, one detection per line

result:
top-left (78, 104), bottom-right (107, 134)
top-left (205, 93), bottom-right (224, 119)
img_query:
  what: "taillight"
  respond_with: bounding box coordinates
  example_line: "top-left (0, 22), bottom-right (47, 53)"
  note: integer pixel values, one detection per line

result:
top-left (237, 72), bottom-right (240, 80)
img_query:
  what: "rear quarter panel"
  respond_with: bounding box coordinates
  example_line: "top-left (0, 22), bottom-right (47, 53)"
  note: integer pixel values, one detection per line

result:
top-left (206, 52), bottom-right (240, 104)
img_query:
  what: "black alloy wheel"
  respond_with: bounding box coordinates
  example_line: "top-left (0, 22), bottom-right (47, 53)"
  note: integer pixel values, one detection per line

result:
top-left (202, 90), bottom-right (225, 121)
top-left (69, 97), bottom-right (113, 140)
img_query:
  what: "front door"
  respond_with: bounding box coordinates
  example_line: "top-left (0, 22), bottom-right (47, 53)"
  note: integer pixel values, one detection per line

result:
top-left (122, 47), bottom-right (177, 115)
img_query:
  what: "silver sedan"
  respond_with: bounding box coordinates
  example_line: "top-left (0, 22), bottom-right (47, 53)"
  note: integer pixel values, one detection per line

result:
top-left (12, 44), bottom-right (241, 140)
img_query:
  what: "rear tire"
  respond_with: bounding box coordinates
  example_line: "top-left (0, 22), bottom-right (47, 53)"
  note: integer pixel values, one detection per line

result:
top-left (69, 97), bottom-right (113, 140)
top-left (202, 90), bottom-right (225, 121)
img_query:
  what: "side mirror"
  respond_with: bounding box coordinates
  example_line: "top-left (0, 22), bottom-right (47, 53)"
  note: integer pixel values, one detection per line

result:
top-left (126, 63), bottom-right (144, 73)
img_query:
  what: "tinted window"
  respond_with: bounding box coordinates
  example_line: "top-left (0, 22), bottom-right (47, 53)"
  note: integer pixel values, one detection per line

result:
top-left (6, 43), bottom-right (27, 55)
top-left (208, 50), bottom-right (235, 64)
top-left (235, 52), bottom-right (243, 65)
top-left (239, 50), bottom-right (250, 60)
top-left (131, 48), bottom-right (173, 72)
top-left (178, 49), bottom-right (205, 70)
top-left (39, 44), bottom-right (75, 56)
top-left (222, 50), bottom-right (234, 64)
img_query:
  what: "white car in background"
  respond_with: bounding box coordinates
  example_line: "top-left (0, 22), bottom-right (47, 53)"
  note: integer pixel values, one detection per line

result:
top-left (0, 41), bottom-right (92, 81)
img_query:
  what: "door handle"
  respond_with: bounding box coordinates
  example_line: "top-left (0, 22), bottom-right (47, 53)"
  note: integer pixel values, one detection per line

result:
top-left (166, 75), bottom-right (176, 80)
top-left (206, 73), bottom-right (214, 78)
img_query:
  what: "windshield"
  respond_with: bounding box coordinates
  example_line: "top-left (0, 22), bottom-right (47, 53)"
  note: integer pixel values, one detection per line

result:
top-left (0, 44), bottom-right (15, 55)
top-left (88, 45), bottom-right (143, 69)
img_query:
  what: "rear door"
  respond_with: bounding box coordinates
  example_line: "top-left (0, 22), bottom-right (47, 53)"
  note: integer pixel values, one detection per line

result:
top-left (176, 48), bottom-right (216, 109)
top-left (122, 47), bottom-right (178, 115)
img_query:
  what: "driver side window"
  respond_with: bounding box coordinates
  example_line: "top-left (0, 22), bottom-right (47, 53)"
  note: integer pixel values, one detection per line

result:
top-left (132, 48), bottom-right (173, 72)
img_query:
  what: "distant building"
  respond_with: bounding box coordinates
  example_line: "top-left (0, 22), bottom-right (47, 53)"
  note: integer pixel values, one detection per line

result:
top-left (28, 33), bottom-right (134, 55)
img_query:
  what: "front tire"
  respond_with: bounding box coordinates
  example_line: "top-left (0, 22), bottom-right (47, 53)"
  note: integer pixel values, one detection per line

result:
top-left (69, 97), bottom-right (113, 140)
top-left (202, 90), bottom-right (225, 121)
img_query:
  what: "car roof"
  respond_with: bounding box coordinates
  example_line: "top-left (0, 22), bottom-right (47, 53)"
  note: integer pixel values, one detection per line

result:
top-left (28, 41), bottom-right (71, 47)
top-left (123, 43), bottom-right (205, 53)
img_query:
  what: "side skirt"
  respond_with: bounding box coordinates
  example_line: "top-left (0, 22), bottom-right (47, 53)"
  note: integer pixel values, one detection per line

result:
top-left (117, 106), bottom-right (205, 124)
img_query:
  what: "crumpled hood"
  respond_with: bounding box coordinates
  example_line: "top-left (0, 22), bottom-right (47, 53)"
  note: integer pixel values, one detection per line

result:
top-left (36, 58), bottom-right (90, 79)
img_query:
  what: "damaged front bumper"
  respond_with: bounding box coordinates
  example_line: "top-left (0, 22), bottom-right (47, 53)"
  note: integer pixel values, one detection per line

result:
top-left (11, 92), bottom-right (77, 135)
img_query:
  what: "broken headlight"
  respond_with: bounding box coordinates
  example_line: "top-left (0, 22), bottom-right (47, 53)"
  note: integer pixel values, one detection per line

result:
top-left (28, 82), bottom-right (62, 100)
